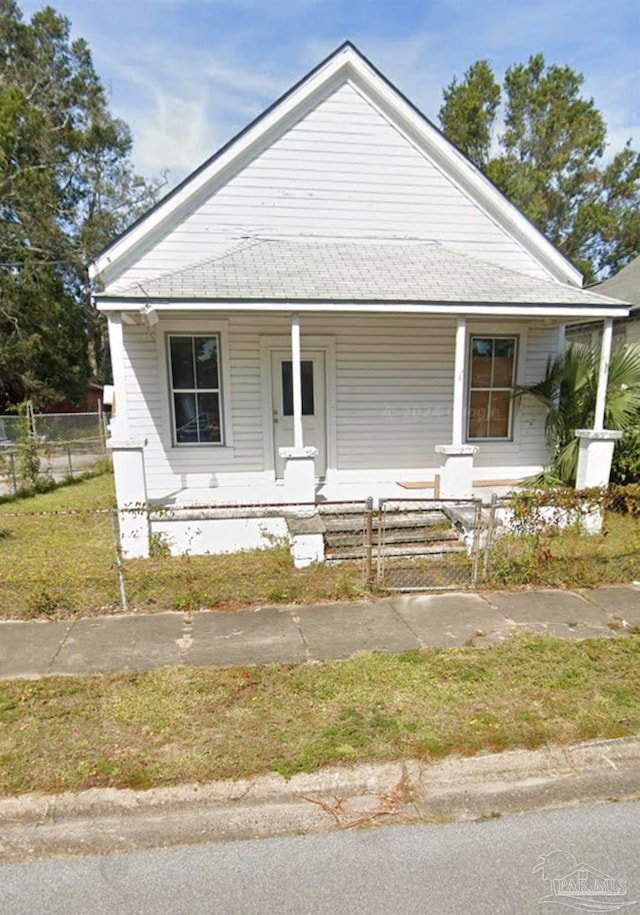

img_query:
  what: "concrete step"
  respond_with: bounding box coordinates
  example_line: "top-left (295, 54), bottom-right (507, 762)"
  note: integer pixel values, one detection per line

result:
top-left (326, 542), bottom-right (467, 561)
top-left (325, 527), bottom-right (460, 548)
top-left (323, 511), bottom-right (451, 533)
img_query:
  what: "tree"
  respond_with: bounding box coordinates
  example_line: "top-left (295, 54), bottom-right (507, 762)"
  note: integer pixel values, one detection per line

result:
top-left (439, 60), bottom-right (500, 169)
top-left (438, 54), bottom-right (640, 280)
top-left (0, 1), bottom-right (161, 410)
top-left (515, 343), bottom-right (640, 485)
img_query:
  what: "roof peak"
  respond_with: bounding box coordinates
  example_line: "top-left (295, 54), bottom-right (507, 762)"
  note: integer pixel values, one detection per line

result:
top-left (90, 41), bottom-right (583, 290)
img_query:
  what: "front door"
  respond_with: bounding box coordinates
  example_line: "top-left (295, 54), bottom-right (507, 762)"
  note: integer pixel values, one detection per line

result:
top-left (271, 351), bottom-right (327, 479)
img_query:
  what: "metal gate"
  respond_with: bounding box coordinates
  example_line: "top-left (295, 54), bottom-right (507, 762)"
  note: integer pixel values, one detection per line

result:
top-left (375, 498), bottom-right (484, 591)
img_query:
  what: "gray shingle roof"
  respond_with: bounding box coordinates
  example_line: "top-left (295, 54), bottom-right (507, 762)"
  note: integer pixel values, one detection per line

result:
top-left (594, 255), bottom-right (640, 308)
top-left (117, 239), bottom-right (627, 306)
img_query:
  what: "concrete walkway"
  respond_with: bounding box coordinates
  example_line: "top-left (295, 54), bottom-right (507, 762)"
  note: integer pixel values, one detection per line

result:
top-left (1, 585), bottom-right (640, 679)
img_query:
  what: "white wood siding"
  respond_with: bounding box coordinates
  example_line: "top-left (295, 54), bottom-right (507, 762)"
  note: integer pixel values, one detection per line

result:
top-left (122, 312), bottom-right (553, 500)
top-left (108, 82), bottom-right (551, 294)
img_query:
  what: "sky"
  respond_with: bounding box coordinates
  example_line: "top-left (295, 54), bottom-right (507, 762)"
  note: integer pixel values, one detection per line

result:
top-left (18, 0), bottom-right (640, 188)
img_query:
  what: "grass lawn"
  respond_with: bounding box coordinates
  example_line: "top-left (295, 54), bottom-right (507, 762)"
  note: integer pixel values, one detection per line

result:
top-left (487, 516), bottom-right (640, 589)
top-left (0, 472), bottom-right (639, 620)
top-left (0, 632), bottom-right (638, 796)
top-left (0, 473), bottom-right (365, 619)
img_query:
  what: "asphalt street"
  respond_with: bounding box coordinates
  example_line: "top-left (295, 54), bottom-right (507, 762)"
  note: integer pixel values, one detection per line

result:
top-left (1, 801), bottom-right (638, 914)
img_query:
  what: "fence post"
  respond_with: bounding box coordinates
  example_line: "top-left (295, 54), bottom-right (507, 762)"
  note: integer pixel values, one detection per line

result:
top-left (66, 443), bottom-right (73, 478)
top-left (483, 493), bottom-right (498, 580)
top-left (364, 496), bottom-right (374, 589)
top-left (471, 499), bottom-right (483, 588)
top-left (9, 451), bottom-right (17, 496)
top-left (109, 509), bottom-right (128, 611)
top-left (27, 400), bottom-right (36, 438)
top-left (376, 500), bottom-right (384, 586)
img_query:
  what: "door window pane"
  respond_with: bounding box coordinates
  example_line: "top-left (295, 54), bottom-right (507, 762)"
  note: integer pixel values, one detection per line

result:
top-left (282, 361), bottom-right (314, 416)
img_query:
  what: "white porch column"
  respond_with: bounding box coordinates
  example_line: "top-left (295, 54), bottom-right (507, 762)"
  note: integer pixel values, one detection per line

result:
top-left (575, 318), bottom-right (620, 491)
top-left (279, 313), bottom-right (317, 505)
top-left (435, 316), bottom-right (477, 499)
top-left (105, 313), bottom-right (150, 557)
top-left (291, 312), bottom-right (303, 450)
top-left (452, 316), bottom-right (466, 446)
top-left (107, 312), bottom-right (128, 439)
top-left (108, 437), bottom-right (150, 558)
top-left (594, 317), bottom-right (613, 432)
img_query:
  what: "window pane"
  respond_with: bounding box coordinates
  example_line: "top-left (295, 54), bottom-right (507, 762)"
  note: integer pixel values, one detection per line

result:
top-left (493, 339), bottom-right (515, 386)
top-left (301, 361), bottom-right (314, 415)
top-left (170, 337), bottom-right (194, 389)
top-left (174, 392), bottom-right (198, 443)
top-left (197, 392), bottom-right (221, 443)
top-left (468, 390), bottom-right (489, 439)
top-left (489, 391), bottom-right (511, 437)
top-left (471, 338), bottom-right (493, 386)
top-left (194, 336), bottom-right (219, 389)
top-left (282, 361), bottom-right (314, 416)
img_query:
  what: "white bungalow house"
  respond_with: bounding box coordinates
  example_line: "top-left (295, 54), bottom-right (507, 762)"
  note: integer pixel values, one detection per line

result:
top-left (90, 43), bottom-right (629, 559)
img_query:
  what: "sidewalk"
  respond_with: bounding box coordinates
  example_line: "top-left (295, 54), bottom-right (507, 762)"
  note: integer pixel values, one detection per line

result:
top-left (1, 585), bottom-right (639, 679)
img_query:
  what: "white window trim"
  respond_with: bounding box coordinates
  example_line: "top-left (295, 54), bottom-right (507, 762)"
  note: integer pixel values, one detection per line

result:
top-left (467, 333), bottom-right (518, 442)
top-left (156, 318), bottom-right (233, 451)
top-left (464, 323), bottom-right (529, 446)
top-left (167, 333), bottom-right (225, 447)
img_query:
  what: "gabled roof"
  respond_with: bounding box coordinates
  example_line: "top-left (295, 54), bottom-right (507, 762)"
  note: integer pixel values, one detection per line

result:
top-left (98, 238), bottom-right (622, 307)
top-left (594, 254), bottom-right (640, 309)
top-left (89, 42), bottom-right (583, 288)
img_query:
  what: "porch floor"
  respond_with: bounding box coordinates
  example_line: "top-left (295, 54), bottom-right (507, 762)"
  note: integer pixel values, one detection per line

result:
top-left (152, 477), bottom-right (520, 509)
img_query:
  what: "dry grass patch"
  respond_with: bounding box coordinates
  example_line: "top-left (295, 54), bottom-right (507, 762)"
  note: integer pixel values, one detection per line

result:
top-left (1, 632), bottom-right (638, 796)
top-left (2, 475), bottom-right (639, 620)
top-left (0, 474), bottom-right (365, 619)
top-left (487, 512), bottom-right (640, 589)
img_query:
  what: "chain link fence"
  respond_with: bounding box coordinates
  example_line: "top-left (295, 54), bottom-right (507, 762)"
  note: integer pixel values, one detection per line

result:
top-left (0, 412), bottom-right (107, 497)
top-left (0, 495), bottom-right (491, 620)
top-left (0, 500), bottom-right (371, 619)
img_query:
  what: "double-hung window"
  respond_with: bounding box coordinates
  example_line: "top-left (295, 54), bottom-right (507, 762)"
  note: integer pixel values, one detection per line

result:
top-left (169, 335), bottom-right (223, 445)
top-left (467, 336), bottom-right (517, 440)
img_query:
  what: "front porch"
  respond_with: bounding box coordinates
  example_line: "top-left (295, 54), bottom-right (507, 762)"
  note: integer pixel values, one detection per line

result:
top-left (107, 307), bottom-right (623, 562)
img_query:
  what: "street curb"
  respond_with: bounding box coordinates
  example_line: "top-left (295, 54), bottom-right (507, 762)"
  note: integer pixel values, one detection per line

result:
top-left (1, 736), bottom-right (639, 862)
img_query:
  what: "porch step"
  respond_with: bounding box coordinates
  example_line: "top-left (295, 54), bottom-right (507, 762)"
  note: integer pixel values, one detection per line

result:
top-left (326, 542), bottom-right (465, 561)
top-left (325, 527), bottom-right (460, 549)
top-left (321, 505), bottom-right (466, 561)
top-left (322, 513), bottom-right (451, 533)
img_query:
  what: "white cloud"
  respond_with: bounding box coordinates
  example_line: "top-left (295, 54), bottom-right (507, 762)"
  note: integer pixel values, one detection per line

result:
top-left (18, 0), bottom-right (639, 185)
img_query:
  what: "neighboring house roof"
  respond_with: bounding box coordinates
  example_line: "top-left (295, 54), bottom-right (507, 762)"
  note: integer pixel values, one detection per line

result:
top-left (89, 42), bottom-right (583, 289)
top-left (106, 238), bottom-right (622, 307)
top-left (593, 254), bottom-right (640, 310)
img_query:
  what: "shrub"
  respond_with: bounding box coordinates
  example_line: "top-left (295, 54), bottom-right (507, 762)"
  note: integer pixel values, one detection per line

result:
top-left (611, 428), bottom-right (640, 485)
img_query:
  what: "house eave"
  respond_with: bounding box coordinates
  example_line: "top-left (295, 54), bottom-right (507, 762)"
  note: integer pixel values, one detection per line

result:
top-left (95, 297), bottom-right (630, 319)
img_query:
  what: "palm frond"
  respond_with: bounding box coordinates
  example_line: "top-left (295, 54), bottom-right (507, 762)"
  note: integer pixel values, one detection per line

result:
top-left (514, 341), bottom-right (640, 485)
